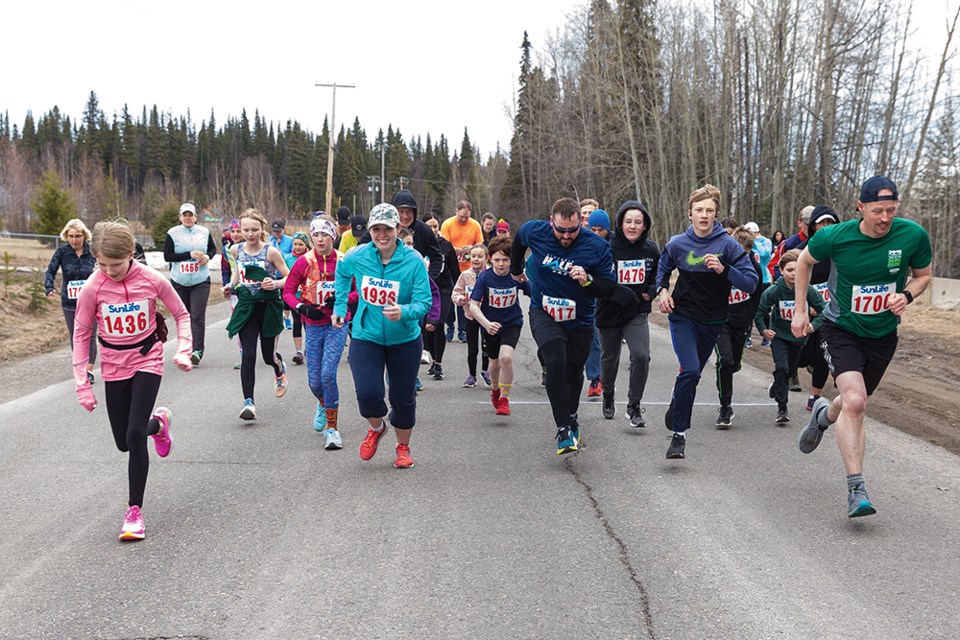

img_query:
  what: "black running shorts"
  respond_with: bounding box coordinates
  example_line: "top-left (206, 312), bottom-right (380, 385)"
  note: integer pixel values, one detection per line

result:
top-left (820, 320), bottom-right (898, 396)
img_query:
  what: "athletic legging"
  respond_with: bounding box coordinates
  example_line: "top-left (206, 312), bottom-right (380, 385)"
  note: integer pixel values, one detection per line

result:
top-left (104, 372), bottom-right (162, 508)
top-left (426, 288), bottom-right (453, 364)
top-left (63, 306), bottom-right (97, 364)
top-left (172, 280), bottom-right (210, 353)
top-left (304, 322), bottom-right (348, 407)
top-left (465, 317), bottom-right (489, 376)
top-left (238, 301), bottom-right (284, 401)
top-left (540, 338), bottom-right (587, 427)
top-left (291, 306), bottom-right (303, 339)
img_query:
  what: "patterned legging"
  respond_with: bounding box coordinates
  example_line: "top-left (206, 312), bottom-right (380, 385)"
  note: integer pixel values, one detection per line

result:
top-left (304, 322), bottom-right (349, 407)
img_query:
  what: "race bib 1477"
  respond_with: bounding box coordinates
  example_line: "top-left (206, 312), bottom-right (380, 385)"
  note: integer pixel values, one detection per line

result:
top-left (101, 299), bottom-right (150, 337)
top-left (488, 287), bottom-right (517, 309)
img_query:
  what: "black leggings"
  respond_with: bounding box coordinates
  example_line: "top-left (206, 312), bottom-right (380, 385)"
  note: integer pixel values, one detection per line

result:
top-left (465, 317), bottom-right (489, 376)
top-left (104, 372), bottom-right (162, 508)
top-left (172, 280), bottom-right (210, 353)
top-left (426, 289), bottom-right (453, 364)
top-left (238, 301), bottom-right (283, 401)
top-left (540, 338), bottom-right (587, 427)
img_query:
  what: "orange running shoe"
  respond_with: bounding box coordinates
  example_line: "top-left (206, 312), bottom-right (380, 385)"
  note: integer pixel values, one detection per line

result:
top-left (394, 443), bottom-right (414, 468)
top-left (359, 423), bottom-right (386, 461)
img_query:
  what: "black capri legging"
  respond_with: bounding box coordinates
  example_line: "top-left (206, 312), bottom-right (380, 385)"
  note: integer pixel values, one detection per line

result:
top-left (425, 288), bottom-right (453, 364)
top-left (465, 317), bottom-right (489, 376)
top-left (104, 371), bottom-right (163, 508)
top-left (238, 301), bottom-right (284, 401)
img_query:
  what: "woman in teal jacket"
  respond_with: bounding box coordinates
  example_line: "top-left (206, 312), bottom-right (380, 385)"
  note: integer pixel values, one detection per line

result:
top-left (332, 203), bottom-right (432, 469)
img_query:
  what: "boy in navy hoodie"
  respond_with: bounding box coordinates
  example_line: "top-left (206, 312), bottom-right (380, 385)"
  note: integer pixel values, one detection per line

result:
top-left (656, 185), bottom-right (759, 459)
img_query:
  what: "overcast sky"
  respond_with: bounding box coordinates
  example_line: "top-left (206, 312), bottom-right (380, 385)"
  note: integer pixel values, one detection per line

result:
top-left (2, 0), bottom-right (955, 156)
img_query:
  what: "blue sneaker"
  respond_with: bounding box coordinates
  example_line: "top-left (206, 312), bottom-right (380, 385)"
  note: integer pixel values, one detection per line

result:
top-left (445, 326), bottom-right (454, 342)
top-left (239, 398), bottom-right (256, 421)
top-left (415, 377), bottom-right (423, 392)
top-left (848, 485), bottom-right (877, 518)
top-left (323, 428), bottom-right (343, 450)
top-left (556, 426), bottom-right (578, 455)
top-left (313, 403), bottom-right (327, 431)
top-left (570, 414), bottom-right (582, 447)
top-left (284, 317), bottom-right (293, 330)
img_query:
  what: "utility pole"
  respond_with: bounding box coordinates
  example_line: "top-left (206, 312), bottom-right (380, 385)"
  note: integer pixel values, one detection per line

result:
top-left (380, 142), bottom-right (385, 202)
top-left (315, 82), bottom-right (355, 216)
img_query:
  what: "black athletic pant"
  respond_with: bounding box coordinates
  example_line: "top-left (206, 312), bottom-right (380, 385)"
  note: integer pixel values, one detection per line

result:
top-left (426, 288), bottom-right (452, 364)
top-left (172, 280), bottom-right (210, 353)
top-left (715, 323), bottom-right (749, 407)
top-left (540, 339), bottom-right (590, 428)
top-left (238, 301), bottom-right (283, 401)
top-left (465, 317), bottom-right (489, 376)
top-left (104, 372), bottom-right (162, 508)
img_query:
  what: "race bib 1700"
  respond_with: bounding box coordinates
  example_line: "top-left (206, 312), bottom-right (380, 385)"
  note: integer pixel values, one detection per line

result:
top-left (101, 299), bottom-right (150, 337)
top-left (729, 288), bottom-right (750, 305)
top-left (617, 259), bottom-right (646, 285)
top-left (543, 296), bottom-right (576, 321)
top-left (851, 283), bottom-right (894, 315)
top-left (360, 275), bottom-right (400, 307)
top-left (488, 287), bottom-right (517, 309)
top-left (814, 282), bottom-right (831, 302)
top-left (66, 279), bottom-right (86, 300)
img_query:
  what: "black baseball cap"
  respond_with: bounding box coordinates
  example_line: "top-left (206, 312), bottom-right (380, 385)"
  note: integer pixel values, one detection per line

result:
top-left (859, 176), bottom-right (899, 203)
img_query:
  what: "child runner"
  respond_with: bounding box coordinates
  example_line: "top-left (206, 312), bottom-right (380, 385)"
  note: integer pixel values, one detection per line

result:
top-left (283, 215), bottom-right (349, 449)
top-left (286, 231), bottom-right (311, 366)
top-left (469, 236), bottom-right (530, 415)
top-left (221, 219), bottom-right (244, 369)
top-left (451, 243), bottom-right (491, 388)
top-left (331, 203), bottom-right (432, 468)
top-left (224, 208), bottom-right (290, 420)
top-left (72, 221), bottom-right (192, 541)
top-left (754, 249), bottom-right (825, 424)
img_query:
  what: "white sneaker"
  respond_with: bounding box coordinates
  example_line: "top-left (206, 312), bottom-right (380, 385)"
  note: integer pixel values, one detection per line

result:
top-left (420, 350), bottom-right (432, 365)
top-left (323, 428), bottom-right (343, 450)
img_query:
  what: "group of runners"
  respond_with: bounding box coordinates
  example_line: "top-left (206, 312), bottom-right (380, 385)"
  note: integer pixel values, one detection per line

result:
top-left (44, 174), bottom-right (932, 540)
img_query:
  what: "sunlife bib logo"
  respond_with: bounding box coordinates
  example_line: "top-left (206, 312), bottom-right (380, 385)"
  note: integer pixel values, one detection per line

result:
top-left (887, 249), bottom-right (902, 269)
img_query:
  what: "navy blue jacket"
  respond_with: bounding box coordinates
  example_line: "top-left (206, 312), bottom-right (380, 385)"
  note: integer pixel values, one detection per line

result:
top-left (45, 243), bottom-right (96, 310)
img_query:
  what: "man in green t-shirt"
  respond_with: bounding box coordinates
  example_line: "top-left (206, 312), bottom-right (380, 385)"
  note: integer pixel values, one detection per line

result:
top-left (791, 176), bottom-right (932, 518)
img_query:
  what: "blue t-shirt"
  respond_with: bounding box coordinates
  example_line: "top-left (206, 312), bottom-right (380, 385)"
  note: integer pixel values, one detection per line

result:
top-left (516, 219), bottom-right (615, 327)
top-left (471, 269), bottom-right (531, 327)
top-left (270, 234), bottom-right (294, 261)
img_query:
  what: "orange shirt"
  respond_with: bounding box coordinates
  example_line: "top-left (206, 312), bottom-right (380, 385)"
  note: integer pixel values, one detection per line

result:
top-left (440, 217), bottom-right (484, 272)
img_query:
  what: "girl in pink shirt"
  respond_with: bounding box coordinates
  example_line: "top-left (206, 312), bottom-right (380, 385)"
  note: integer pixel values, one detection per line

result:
top-left (73, 222), bottom-right (193, 541)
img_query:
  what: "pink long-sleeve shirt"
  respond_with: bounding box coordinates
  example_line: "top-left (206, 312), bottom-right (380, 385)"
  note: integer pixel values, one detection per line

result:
top-left (72, 260), bottom-right (191, 390)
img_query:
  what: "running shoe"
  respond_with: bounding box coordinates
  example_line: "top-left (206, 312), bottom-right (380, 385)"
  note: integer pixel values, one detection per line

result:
top-left (415, 377), bottom-right (423, 392)
top-left (776, 407), bottom-right (790, 424)
top-left (323, 428), bottom-right (343, 450)
top-left (744, 336), bottom-right (753, 349)
top-left (761, 338), bottom-right (771, 347)
top-left (556, 426), bottom-right (578, 455)
top-left (805, 395), bottom-right (818, 412)
top-left (496, 397), bottom-right (511, 416)
top-left (293, 351), bottom-right (305, 365)
top-left (848, 485), bottom-right (877, 518)
top-left (150, 407), bottom-right (173, 458)
top-left (799, 396), bottom-right (831, 453)
top-left (480, 370), bottom-right (492, 387)
top-left (463, 375), bottom-right (477, 388)
top-left (427, 362), bottom-right (437, 377)
top-left (587, 379), bottom-right (602, 398)
top-left (240, 398), bottom-right (256, 420)
top-left (233, 362), bottom-right (242, 370)
top-left (602, 395), bottom-right (615, 419)
top-left (284, 317), bottom-right (293, 330)
top-left (491, 388), bottom-right (502, 409)
top-left (313, 402), bottom-right (327, 431)
top-left (421, 350), bottom-right (432, 365)
top-left (458, 330), bottom-right (467, 343)
top-left (666, 433), bottom-right (685, 459)
top-left (359, 423), bottom-right (387, 460)
top-left (118, 504), bottom-right (145, 541)
top-left (716, 405), bottom-right (734, 430)
top-left (789, 375), bottom-right (801, 392)
top-left (190, 350), bottom-right (202, 365)
top-left (570, 414), bottom-right (582, 447)
top-left (394, 443), bottom-right (414, 468)
top-left (445, 325), bottom-right (454, 342)
top-left (768, 382), bottom-right (775, 399)
top-left (87, 371), bottom-right (95, 385)
top-left (626, 403), bottom-right (646, 428)
top-left (432, 364), bottom-right (444, 380)
top-left (275, 358), bottom-right (288, 398)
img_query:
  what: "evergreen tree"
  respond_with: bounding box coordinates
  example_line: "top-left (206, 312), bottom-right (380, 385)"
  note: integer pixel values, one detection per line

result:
top-left (32, 169), bottom-right (77, 237)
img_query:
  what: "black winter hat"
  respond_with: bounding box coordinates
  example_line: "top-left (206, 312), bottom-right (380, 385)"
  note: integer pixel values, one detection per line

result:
top-left (391, 189), bottom-right (418, 213)
top-left (336, 206), bottom-right (352, 223)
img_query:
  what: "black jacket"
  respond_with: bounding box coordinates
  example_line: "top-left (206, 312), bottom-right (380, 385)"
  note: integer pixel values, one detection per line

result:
top-left (358, 219), bottom-right (443, 281)
top-left (45, 242), bottom-right (96, 310)
top-left (595, 200), bottom-right (660, 328)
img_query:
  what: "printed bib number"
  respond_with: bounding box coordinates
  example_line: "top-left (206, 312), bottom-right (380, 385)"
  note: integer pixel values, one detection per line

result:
top-left (851, 283), bottom-right (894, 315)
top-left (814, 282), bottom-right (831, 302)
top-left (729, 288), bottom-right (750, 305)
top-left (617, 259), bottom-right (646, 285)
top-left (488, 287), bottom-right (517, 309)
top-left (316, 280), bottom-right (336, 305)
top-left (778, 299), bottom-right (795, 321)
top-left (360, 275), bottom-right (399, 306)
top-left (239, 261), bottom-right (265, 285)
top-left (543, 296), bottom-right (576, 321)
top-left (66, 279), bottom-right (86, 300)
top-left (178, 260), bottom-right (200, 275)
top-left (101, 299), bottom-right (150, 337)
top-left (466, 285), bottom-right (474, 296)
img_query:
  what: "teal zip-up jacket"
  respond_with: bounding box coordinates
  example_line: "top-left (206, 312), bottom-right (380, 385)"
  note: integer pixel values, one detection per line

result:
top-left (334, 240), bottom-right (431, 346)
top-left (754, 276), bottom-right (826, 344)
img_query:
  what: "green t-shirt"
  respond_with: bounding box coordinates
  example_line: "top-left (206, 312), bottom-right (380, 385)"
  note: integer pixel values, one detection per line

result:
top-left (807, 217), bottom-right (931, 337)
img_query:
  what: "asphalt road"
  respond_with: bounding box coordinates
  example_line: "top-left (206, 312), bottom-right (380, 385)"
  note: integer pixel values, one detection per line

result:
top-left (1, 313), bottom-right (958, 640)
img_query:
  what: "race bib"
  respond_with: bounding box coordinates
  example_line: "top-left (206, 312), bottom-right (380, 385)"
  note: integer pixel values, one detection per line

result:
top-left (360, 275), bottom-right (400, 307)
top-left (543, 296), bottom-right (576, 321)
top-left (316, 280), bottom-right (336, 305)
top-left (66, 279), bottom-right (86, 300)
top-left (178, 260), bottom-right (200, 275)
top-left (239, 261), bottom-right (265, 285)
top-left (466, 285), bottom-right (474, 296)
top-left (101, 299), bottom-right (150, 337)
top-left (778, 299), bottom-right (795, 321)
top-left (729, 288), bottom-right (750, 305)
top-left (851, 283), bottom-right (894, 315)
top-left (488, 286), bottom-right (517, 309)
top-left (617, 259), bottom-right (646, 285)
top-left (814, 282), bottom-right (831, 302)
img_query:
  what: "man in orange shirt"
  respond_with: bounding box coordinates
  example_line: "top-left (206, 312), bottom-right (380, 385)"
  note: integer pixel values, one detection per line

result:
top-left (441, 201), bottom-right (485, 343)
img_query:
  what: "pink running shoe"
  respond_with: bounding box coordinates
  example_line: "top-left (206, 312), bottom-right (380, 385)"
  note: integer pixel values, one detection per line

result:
top-left (119, 505), bottom-right (145, 541)
top-left (151, 407), bottom-right (172, 458)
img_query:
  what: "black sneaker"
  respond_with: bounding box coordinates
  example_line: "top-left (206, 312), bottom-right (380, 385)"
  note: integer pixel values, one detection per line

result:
top-left (716, 405), bottom-right (734, 429)
top-left (426, 362), bottom-right (437, 376)
top-left (768, 383), bottom-right (775, 399)
top-left (776, 407), bottom-right (790, 424)
top-left (602, 395), bottom-right (615, 419)
top-left (626, 403), bottom-right (646, 428)
top-left (432, 364), bottom-right (444, 380)
top-left (789, 375), bottom-right (801, 392)
top-left (86, 371), bottom-right (95, 385)
top-left (556, 426), bottom-right (578, 455)
top-left (664, 403), bottom-right (673, 431)
top-left (666, 433), bottom-right (685, 459)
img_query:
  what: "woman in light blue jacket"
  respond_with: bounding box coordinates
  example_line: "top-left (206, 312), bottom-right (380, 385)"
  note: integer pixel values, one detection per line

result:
top-left (332, 203), bottom-right (431, 469)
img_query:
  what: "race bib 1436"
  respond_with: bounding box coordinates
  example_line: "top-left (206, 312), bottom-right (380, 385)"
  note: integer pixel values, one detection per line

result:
top-left (101, 299), bottom-right (150, 337)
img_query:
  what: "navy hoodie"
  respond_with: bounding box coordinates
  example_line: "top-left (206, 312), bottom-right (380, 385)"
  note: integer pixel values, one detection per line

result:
top-left (596, 200), bottom-right (660, 328)
top-left (656, 222), bottom-right (759, 323)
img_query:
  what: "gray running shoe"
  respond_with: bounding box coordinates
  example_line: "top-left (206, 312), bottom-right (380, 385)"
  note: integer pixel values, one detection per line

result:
top-left (602, 395), bottom-right (615, 420)
top-left (716, 405), bottom-right (734, 429)
top-left (626, 403), bottom-right (646, 428)
top-left (789, 375), bottom-right (801, 392)
top-left (666, 433), bottom-right (685, 459)
top-left (776, 407), bottom-right (790, 424)
top-left (798, 396), bottom-right (832, 453)
top-left (848, 485), bottom-right (877, 518)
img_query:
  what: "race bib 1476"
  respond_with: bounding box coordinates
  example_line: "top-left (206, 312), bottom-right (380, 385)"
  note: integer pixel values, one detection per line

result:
top-left (617, 259), bottom-right (646, 285)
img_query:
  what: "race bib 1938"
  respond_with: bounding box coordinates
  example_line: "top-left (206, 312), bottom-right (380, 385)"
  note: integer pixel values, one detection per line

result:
top-left (66, 279), bottom-right (86, 300)
top-left (101, 299), bottom-right (150, 337)
top-left (488, 287), bottom-right (517, 309)
top-left (360, 275), bottom-right (400, 307)
top-left (851, 283), bottom-right (894, 315)
top-left (543, 296), bottom-right (576, 321)
top-left (617, 259), bottom-right (646, 285)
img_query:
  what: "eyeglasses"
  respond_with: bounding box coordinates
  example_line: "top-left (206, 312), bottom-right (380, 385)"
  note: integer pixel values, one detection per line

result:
top-left (552, 221), bottom-right (580, 235)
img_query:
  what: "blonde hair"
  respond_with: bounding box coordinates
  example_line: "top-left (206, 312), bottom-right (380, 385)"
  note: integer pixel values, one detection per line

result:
top-left (779, 248), bottom-right (802, 269)
top-left (60, 218), bottom-right (92, 242)
top-left (470, 242), bottom-right (489, 257)
top-left (687, 184), bottom-right (722, 212)
top-left (91, 221), bottom-right (135, 259)
top-left (239, 208), bottom-right (269, 243)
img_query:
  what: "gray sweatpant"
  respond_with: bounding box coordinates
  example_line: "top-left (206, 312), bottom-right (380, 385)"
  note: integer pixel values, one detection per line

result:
top-left (598, 313), bottom-right (651, 405)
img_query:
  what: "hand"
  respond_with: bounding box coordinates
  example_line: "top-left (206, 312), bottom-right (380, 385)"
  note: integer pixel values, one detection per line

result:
top-left (486, 322), bottom-right (502, 335)
top-left (703, 254), bottom-right (725, 274)
top-left (297, 303), bottom-right (325, 321)
top-left (425, 323), bottom-right (436, 332)
top-left (382, 303), bottom-right (402, 321)
top-left (331, 315), bottom-right (345, 329)
top-left (222, 285), bottom-right (233, 299)
top-left (658, 290), bottom-right (674, 313)
top-left (511, 272), bottom-right (527, 283)
top-left (790, 308), bottom-right (813, 338)
top-left (569, 266), bottom-right (588, 284)
top-left (261, 277), bottom-right (276, 291)
top-left (173, 353), bottom-right (193, 372)
top-left (762, 329), bottom-right (776, 340)
top-left (888, 292), bottom-right (909, 316)
top-left (77, 387), bottom-right (97, 412)
top-left (46, 290), bottom-right (57, 298)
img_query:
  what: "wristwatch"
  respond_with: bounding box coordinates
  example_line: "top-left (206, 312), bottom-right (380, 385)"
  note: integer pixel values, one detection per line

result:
top-left (903, 290), bottom-right (914, 304)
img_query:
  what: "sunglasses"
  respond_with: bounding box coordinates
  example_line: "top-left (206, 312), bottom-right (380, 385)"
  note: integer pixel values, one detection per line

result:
top-left (552, 221), bottom-right (580, 235)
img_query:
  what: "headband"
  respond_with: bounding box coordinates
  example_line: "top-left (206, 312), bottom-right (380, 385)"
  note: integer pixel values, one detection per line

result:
top-left (310, 218), bottom-right (339, 241)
